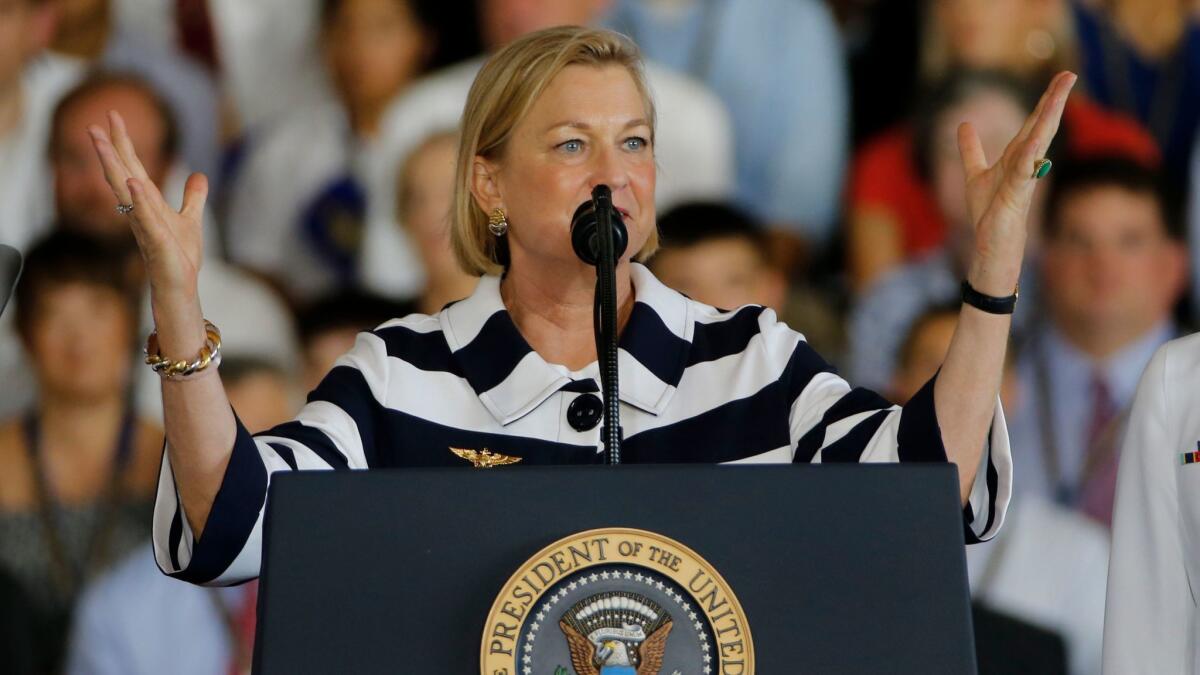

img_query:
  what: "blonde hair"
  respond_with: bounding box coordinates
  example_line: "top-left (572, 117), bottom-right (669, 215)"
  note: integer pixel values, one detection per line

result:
top-left (452, 26), bottom-right (659, 276)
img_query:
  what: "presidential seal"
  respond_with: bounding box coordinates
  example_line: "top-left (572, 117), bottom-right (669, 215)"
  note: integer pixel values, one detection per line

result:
top-left (482, 528), bottom-right (754, 675)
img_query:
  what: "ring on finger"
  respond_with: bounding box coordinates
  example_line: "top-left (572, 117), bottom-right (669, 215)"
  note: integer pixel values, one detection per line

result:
top-left (115, 203), bottom-right (134, 215)
top-left (1031, 158), bottom-right (1052, 180)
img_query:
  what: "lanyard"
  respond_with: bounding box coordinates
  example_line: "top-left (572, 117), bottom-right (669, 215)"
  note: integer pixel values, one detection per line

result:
top-left (23, 408), bottom-right (136, 599)
top-left (1030, 336), bottom-right (1129, 507)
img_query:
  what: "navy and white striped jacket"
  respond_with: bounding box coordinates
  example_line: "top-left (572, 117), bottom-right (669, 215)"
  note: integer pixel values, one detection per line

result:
top-left (153, 264), bottom-right (1012, 585)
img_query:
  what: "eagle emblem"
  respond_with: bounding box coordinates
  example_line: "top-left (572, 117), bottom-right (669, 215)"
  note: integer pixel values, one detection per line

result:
top-left (559, 592), bottom-right (673, 675)
top-left (449, 447), bottom-right (522, 468)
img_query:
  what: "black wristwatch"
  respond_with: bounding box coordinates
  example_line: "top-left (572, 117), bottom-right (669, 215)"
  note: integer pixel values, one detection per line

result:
top-left (961, 280), bottom-right (1019, 315)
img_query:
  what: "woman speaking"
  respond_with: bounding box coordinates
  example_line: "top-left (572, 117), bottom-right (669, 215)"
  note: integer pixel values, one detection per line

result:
top-left (87, 27), bottom-right (1074, 585)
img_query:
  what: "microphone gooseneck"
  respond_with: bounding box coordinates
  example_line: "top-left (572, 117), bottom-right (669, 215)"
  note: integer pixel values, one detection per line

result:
top-left (570, 185), bottom-right (624, 465)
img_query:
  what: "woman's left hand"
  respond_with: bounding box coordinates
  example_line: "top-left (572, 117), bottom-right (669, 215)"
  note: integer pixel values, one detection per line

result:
top-left (957, 71), bottom-right (1077, 296)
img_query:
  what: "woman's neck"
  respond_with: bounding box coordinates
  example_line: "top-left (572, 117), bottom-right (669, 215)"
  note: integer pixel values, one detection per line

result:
top-left (500, 261), bottom-right (636, 371)
top-left (35, 390), bottom-right (126, 460)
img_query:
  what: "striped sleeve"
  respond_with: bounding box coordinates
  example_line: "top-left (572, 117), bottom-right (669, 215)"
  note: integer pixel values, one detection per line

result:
top-left (782, 324), bottom-right (1012, 543)
top-left (151, 330), bottom-right (391, 585)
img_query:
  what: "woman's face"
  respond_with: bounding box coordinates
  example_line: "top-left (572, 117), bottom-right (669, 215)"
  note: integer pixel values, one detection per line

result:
top-left (323, 0), bottom-right (430, 119)
top-left (24, 282), bottom-right (134, 401)
top-left (474, 64), bottom-right (656, 275)
top-left (934, 0), bottom-right (1037, 70)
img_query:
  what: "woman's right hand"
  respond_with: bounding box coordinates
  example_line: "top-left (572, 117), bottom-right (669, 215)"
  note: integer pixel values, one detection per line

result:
top-left (89, 111), bottom-right (210, 355)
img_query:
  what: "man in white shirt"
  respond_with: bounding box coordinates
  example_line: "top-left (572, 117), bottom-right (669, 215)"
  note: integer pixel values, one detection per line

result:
top-left (361, 0), bottom-right (734, 297)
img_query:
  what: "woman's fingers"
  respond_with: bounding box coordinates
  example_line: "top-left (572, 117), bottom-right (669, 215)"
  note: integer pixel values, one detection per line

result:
top-left (108, 110), bottom-right (152, 183)
top-left (1001, 72), bottom-right (1076, 168)
top-left (88, 125), bottom-right (134, 204)
top-left (1002, 75), bottom-right (1074, 194)
top-left (123, 177), bottom-right (176, 256)
top-left (180, 172), bottom-right (209, 221)
top-left (123, 178), bottom-right (157, 247)
top-left (957, 122), bottom-right (988, 181)
top-left (1025, 73), bottom-right (1075, 156)
top-left (1013, 72), bottom-right (1066, 146)
top-left (988, 73), bottom-right (1075, 199)
top-left (107, 110), bottom-right (173, 212)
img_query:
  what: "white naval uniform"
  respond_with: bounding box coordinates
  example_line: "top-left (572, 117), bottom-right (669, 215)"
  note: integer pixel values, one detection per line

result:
top-left (1103, 332), bottom-right (1200, 673)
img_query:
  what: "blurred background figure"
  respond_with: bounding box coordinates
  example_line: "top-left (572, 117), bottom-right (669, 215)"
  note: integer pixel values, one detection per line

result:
top-left (1185, 128), bottom-right (1200, 316)
top-left (0, 0), bottom-right (1194, 672)
top-left (651, 200), bottom-right (844, 358)
top-left (889, 303), bottom-right (1016, 410)
top-left (0, 0), bottom-right (78, 253)
top-left (921, 0), bottom-right (1071, 80)
top-left (361, 0), bottom-right (733, 298)
top-left (847, 70), bottom-right (1048, 392)
top-left (0, 566), bottom-right (37, 675)
top-left (889, 304), bottom-right (961, 403)
top-left (889, 302), bottom-right (1107, 675)
top-left (1008, 157), bottom-right (1187, 527)
top-left (49, 73), bottom-right (181, 244)
top-left (395, 129), bottom-right (477, 315)
top-left (223, 0), bottom-right (439, 302)
top-left (650, 202), bottom-right (787, 312)
top-left (65, 355), bottom-right (297, 675)
top-left (204, 0), bottom-right (330, 137)
top-left (1071, 0), bottom-right (1200, 187)
top-left (846, 0), bottom-right (1159, 294)
top-left (0, 72), bottom-right (298, 422)
top-left (218, 356), bottom-right (297, 432)
top-left (0, 230), bottom-right (163, 674)
top-left (296, 290), bottom-right (413, 392)
top-left (603, 0), bottom-right (849, 264)
top-left (49, 0), bottom-right (220, 181)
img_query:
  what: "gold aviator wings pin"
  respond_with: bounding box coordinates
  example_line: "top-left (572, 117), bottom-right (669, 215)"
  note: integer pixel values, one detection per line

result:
top-left (449, 447), bottom-right (523, 468)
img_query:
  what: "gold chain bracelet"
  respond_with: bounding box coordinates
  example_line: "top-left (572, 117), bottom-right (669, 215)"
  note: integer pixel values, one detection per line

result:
top-left (144, 320), bottom-right (223, 379)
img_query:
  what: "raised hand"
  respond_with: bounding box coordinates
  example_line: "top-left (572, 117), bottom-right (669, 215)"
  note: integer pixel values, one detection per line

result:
top-left (956, 71), bottom-right (1077, 296)
top-left (88, 110), bottom-right (208, 298)
top-left (89, 110), bottom-right (210, 355)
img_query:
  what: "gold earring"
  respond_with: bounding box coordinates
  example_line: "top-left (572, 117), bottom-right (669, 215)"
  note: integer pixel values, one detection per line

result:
top-left (488, 208), bottom-right (508, 236)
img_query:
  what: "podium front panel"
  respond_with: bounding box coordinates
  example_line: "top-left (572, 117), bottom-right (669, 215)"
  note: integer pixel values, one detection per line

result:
top-left (253, 463), bottom-right (976, 674)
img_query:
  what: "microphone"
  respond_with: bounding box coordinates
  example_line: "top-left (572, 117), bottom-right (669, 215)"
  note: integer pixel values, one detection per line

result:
top-left (569, 185), bottom-right (625, 464)
top-left (570, 185), bottom-right (628, 266)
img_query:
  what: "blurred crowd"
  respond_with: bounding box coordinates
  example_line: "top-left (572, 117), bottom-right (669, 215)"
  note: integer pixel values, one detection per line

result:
top-left (0, 0), bottom-right (1196, 672)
